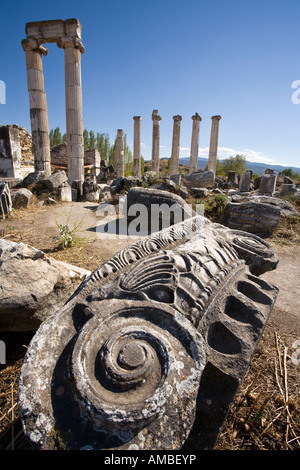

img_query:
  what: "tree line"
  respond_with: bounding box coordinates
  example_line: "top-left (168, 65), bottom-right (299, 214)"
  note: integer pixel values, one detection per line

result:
top-left (49, 127), bottom-right (144, 176)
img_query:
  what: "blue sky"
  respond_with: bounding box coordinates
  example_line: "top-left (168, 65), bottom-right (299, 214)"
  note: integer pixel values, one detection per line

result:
top-left (0, 0), bottom-right (300, 167)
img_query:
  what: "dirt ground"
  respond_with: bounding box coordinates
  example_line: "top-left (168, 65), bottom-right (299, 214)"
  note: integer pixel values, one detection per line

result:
top-left (0, 200), bottom-right (299, 450)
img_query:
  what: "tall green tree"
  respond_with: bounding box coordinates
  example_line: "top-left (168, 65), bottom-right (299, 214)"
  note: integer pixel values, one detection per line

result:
top-left (206, 154), bottom-right (248, 176)
top-left (49, 127), bottom-right (63, 149)
top-left (97, 132), bottom-right (110, 161)
top-left (89, 130), bottom-right (96, 149)
top-left (124, 134), bottom-right (133, 176)
top-left (83, 129), bottom-right (89, 150)
top-left (108, 136), bottom-right (117, 168)
top-left (219, 154), bottom-right (247, 175)
top-left (141, 156), bottom-right (145, 176)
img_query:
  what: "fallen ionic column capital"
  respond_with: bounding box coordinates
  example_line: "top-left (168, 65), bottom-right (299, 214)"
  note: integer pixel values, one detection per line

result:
top-left (18, 215), bottom-right (279, 450)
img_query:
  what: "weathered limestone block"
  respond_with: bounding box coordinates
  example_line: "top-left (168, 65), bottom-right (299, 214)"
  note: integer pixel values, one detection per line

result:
top-left (239, 171), bottom-right (252, 192)
top-left (224, 201), bottom-right (281, 235)
top-left (18, 215), bottom-right (278, 450)
top-left (227, 170), bottom-right (237, 186)
top-left (259, 174), bottom-right (277, 195)
top-left (170, 173), bottom-right (181, 186)
top-left (42, 170), bottom-right (68, 191)
top-left (280, 183), bottom-right (297, 196)
top-left (58, 183), bottom-right (72, 202)
top-left (183, 170), bottom-right (215, 190)
top-left (0, 239), bottom-right (86, 331)
top-left (11, 188), bottom-right (33, 208)
top-left (230, 194), bottom-right (300, 219)
top-left (109, 176), bottom-right (141, 196)
top-left (125, 186), bottom-right (193, 225)
top-left (253, 176), bottom-right (261, 190)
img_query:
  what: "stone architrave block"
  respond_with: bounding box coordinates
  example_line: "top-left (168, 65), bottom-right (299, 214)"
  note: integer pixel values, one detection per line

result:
top-left (224, 201), bottom-right (281, 235)
top-left (42, 170), bottom-right (68, 191)
top-left (183, 170), bottom-right (215, 190)
top-left (125, 186), bottom-right (193, 225)
top-left (18, 214), bottom-right (279, 450)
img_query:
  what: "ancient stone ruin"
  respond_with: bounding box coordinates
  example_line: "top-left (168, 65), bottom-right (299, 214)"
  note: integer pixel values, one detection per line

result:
top-left (18, 214), bottom-right (279, 450)
top-left (0, 183), bottom-right (12, 219)
top-left (18, 18), bottom-right (222, 193)
top-left (0, 125), bottom-right (33, 179)
top-left (21, 19), bottom-right (85, 183)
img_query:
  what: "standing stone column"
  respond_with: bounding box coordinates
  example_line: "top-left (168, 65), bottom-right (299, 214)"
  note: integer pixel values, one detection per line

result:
top-left (58, 37), bottom-right (85, 184)
top-left (21, 38), bottom-right (51, 176)
top-left (151, 110), bottom-right (161, 174)
top-left (189, 113), bottom-right (202, 173)
top-left (116, 129), bottom-right (124, 178)
top-left (208, 115), bottom-right (221, 175)
top-left (133, 116), bottom-right (142, 178)
top-left (170, 115), bottom-right (182, 176)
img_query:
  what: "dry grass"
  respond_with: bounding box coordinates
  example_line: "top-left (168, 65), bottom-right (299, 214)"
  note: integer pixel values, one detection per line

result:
top-left (216, 327), bottom-right (300, 450)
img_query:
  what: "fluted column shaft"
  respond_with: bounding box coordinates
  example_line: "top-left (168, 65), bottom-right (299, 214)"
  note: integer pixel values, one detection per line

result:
top-left (61, 39), bottom-right (84, 184)
top-left (22, 39), bottom-right (51, 176)
top-left (116, 129), bottom-right (124, 178)
top-left (208, 115), bottom-right (221, 174)
top-left (170, 115), bottom-right (182, 176)
top-left (189, 113), bottom-right (202, 173)
top-left (133, 116), bottom-right (142, 178)
top-left (151, 110), bottom-right (161, 174)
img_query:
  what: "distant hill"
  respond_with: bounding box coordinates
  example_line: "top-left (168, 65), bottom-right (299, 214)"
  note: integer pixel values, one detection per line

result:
top-left (177, 157), bottom-right (300, 176)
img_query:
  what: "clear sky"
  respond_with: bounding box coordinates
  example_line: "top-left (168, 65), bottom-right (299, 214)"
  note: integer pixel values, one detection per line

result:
top-left (0, 0), bottom-right (300, 167)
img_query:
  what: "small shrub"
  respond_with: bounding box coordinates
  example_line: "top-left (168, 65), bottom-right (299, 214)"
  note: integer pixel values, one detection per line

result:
top-left (53, 209), bottom-right (86, 250)
top-left (204, 193), bottom-right (227, 221)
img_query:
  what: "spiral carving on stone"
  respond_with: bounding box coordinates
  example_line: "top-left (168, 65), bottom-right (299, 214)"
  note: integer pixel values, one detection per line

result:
top-left (71, 301), bottom-right (205, 445)
top-left (217, 228), bottom-right (279, 275)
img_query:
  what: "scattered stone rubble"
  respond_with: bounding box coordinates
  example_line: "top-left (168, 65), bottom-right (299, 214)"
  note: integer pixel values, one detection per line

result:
top-left (1, 160), bottom-right (299, 241)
